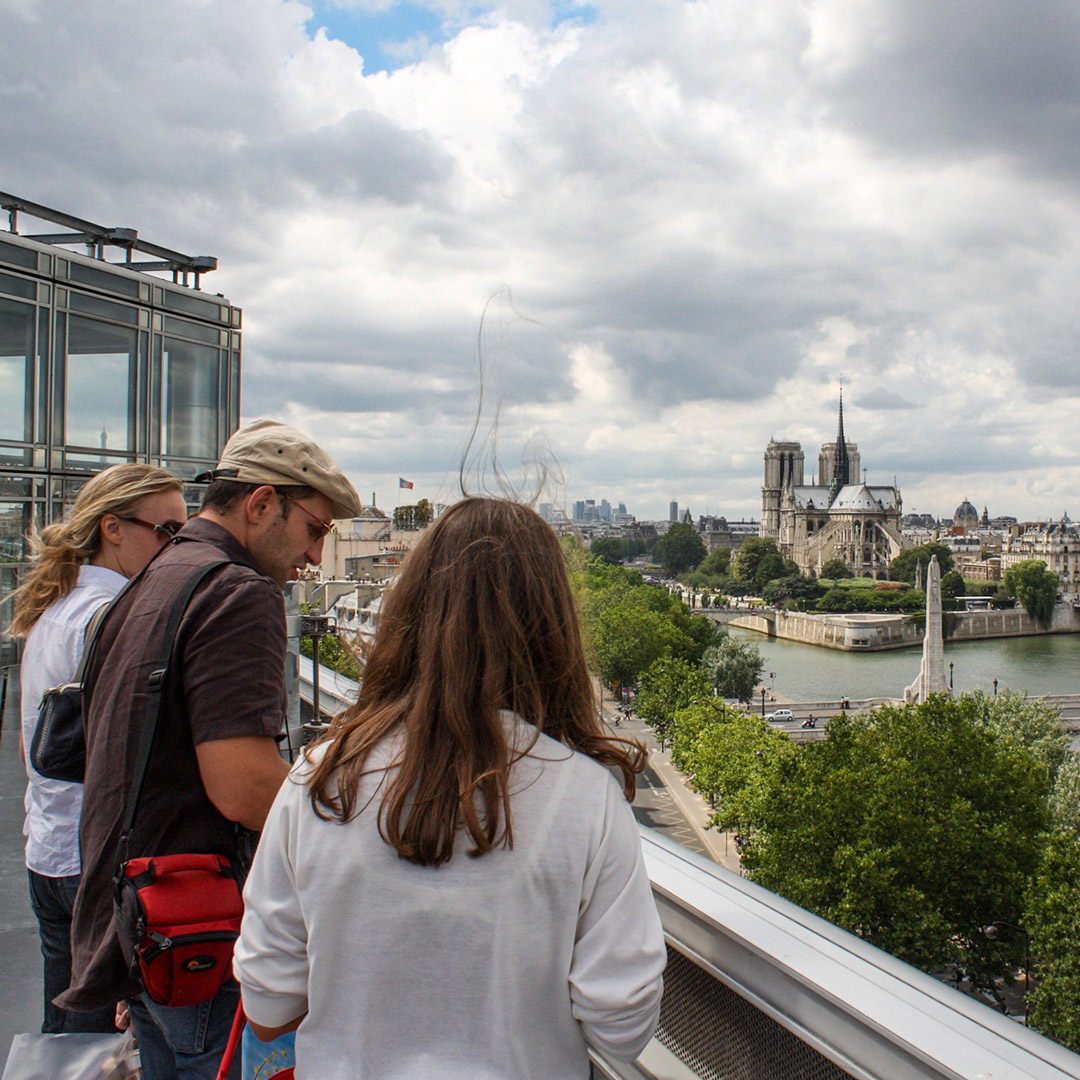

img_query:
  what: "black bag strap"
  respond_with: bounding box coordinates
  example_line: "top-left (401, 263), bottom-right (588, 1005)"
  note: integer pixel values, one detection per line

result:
top-left (116, 558), bottom-right (230, 868)
top-left (69, 601), bottom-right (113, 687)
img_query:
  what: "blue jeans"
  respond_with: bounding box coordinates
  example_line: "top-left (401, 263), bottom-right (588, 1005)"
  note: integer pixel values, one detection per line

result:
top-left (27, 869), bottom-right (117, 1034)
top-left (127, 979), bottom-right (241, 1080)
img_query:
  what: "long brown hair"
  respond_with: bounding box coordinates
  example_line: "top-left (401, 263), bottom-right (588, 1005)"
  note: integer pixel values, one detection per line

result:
top-left (11, 464), bottom-right (183, 637)
top-left (306, 497), bottom-right (645, 866)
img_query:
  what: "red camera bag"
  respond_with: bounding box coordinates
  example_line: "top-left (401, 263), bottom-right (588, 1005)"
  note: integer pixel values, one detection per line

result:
top-left (115, 853), bottom-right (243, 1007)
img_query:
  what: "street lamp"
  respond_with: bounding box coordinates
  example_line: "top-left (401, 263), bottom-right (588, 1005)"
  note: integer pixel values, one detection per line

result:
top-left (949, 661), bottom-right (954, 690)
top-left (983, 922), bottom-right (1032, 1022)
top-left (761, 687), bottom-right (766, 716)
top-left (993, 677), bottom-right (998, 696)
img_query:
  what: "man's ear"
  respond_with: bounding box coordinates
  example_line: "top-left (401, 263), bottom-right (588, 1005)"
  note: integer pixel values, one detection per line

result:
top-left (244, 485), bottom-right (279, 525)
top-left (98, 513), bottom-right (124, 549)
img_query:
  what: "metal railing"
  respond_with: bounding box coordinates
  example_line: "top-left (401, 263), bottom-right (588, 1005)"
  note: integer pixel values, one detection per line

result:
top-left (591, 828), bottom-right (1080, 1080)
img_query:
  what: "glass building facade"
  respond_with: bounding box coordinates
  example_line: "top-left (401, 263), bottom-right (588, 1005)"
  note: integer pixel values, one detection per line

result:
top-left (0, 229), bottom-right (241, 661)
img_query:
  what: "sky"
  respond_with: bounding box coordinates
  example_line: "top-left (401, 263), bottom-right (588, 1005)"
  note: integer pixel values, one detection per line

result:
top-left (4, 0), bottom-right (1080, 522)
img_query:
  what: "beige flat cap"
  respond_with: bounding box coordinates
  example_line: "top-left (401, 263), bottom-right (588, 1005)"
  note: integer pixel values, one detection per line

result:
top-left (201, 419), bottom-right (362, 519)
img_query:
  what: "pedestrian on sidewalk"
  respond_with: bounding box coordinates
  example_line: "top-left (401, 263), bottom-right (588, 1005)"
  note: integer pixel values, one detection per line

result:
top-left (59, 420), bottom-right (360, 1079)
top-left (12, 464), bottom-right (187, 1034)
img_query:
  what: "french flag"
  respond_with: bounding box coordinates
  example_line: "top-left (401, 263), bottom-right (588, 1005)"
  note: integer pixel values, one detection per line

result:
top-left (399, 478), bottom-right (414, 489)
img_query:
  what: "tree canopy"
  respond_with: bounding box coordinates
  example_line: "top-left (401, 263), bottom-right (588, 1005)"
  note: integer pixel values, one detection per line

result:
top-left (732, 536), bottom-right (782, 586)
top-left (580, 556), bottom-right (720, 689)
top-left (701, 636), bottom-right (764, 703)
top-left (392, 498), bottom-right (432, 530)
top-left (738, 696), bottom-right (1051, 986)
top-left (889, 542), bottom-right (955, 583)
top-left (654, 522), bottom-right (707, 577)
top-left (819, 558), bottom-right (854, 580)
top-left (1003, 559), bottom-right (1059, 627)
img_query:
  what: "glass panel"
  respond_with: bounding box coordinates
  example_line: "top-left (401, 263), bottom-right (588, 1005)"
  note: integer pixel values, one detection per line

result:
top-left (0, 498), bottom-right (35, 560)
top-left (65, 313), bottom-right (138, 451)
top-left (0, 296), bottom-right (34, 443)
top-left (0, 237), bottom-right (37, 271)
top-left (67, 260), bottom-right (141, 298)
top-left (159, 287), bottom-right (223, 322)
top-left (69, 290), bottom-right (140, 325)
top-left (62, 450), bottom-right (137, 472)
top-left (162, 337), bottom-right (220, 461)
top-left (0, 270), bottom-right (37, 301)
top-left (163, 315), bottom-right (220, 346)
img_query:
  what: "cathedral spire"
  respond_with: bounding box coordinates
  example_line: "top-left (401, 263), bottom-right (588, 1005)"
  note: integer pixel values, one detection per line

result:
top-left (828, 383), bottom-right (850, 506)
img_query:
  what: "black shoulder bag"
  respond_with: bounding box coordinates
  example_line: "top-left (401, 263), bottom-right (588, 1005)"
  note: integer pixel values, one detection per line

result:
top-left (31, 600), bottom-right (115, 783)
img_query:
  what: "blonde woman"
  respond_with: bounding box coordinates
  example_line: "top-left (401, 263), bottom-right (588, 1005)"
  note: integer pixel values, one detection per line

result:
top-left (13, 463), bottom-right (186, 1034)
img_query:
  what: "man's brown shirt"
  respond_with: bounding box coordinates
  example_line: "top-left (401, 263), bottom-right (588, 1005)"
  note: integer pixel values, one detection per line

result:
top-left (60, 518), bottom-right (286, 1011)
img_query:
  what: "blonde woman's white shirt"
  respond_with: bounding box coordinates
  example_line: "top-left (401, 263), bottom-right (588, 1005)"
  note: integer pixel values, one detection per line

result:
top-left (235, 715), bottom-right (666, 1080)
top-left (20, 564), bottom-right (126, 877)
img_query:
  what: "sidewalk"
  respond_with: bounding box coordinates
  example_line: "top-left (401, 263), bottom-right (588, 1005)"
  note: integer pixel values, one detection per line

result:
top-left (599, 687), bottom-right (741, 874)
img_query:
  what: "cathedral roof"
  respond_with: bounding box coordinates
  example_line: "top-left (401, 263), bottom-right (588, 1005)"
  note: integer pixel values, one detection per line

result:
top-left (954, 499), bottom-right (978, 521)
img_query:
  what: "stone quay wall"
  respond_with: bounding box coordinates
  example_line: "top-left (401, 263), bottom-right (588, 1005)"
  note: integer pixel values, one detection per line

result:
top-left (731, 604), bottom-right (1080, 652)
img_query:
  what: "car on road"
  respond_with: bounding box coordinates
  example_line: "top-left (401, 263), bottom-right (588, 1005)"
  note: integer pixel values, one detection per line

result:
top-left (766, 708), bottom-right (794, 723)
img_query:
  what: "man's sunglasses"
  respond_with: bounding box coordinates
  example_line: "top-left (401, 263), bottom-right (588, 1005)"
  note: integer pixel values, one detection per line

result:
top-left (123, 516), bottom-right (185, 541)
top-left (278, 494), bottom-right (334, 541)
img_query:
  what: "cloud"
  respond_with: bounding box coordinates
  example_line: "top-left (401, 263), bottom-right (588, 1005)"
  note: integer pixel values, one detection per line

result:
top-left (3, 0), bottom-right (1080, 521)
top-left (854, 388), bottom-right (916, 410)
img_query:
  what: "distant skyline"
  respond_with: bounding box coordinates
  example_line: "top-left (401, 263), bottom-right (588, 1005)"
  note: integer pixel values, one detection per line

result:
top-left (5, 1), bottom-right (1080, 521)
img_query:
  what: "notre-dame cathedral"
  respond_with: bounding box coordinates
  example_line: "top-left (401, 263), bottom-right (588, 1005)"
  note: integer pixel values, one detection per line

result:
top-left (761, 392), bottom-right (907, 579)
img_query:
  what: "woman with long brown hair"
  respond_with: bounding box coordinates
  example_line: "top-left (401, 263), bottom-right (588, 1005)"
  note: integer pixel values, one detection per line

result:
top-left (14, 463), bottom-right (186, 1034)
top-left (235, 497), bottom-right (666, 1078)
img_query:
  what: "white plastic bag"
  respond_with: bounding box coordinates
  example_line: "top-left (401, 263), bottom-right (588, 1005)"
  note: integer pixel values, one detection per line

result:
top-left (1, 1031), bottom-right (137, 1080)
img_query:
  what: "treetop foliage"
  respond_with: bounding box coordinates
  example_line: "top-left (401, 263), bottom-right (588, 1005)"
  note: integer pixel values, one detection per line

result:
top-left (1003, 559), bottom-right (1059, 627)
top-left (654, 522), bottom-right (707, 577)
top-left (889, 542), bottom-right (955, 583)
top-left (737, 695), bottom-right (1050, 985)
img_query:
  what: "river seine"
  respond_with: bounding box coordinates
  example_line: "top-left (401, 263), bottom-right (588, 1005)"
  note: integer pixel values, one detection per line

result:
top-left (726, 626), bottom-right (1080, 702)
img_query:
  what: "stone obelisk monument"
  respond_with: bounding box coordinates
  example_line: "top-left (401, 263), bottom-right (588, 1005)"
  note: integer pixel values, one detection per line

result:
top-left (904, 554), bottom-right (950, 704)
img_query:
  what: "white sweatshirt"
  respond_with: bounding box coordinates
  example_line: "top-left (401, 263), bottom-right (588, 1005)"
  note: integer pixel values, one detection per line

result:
top-left (234, 715), bottom-right (666, 1079)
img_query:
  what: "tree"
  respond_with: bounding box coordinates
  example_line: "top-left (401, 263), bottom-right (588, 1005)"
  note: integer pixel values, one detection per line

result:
top-left (654, 522), bottom-right (707, 577)
top-left (670, 702), bottom-right (795, 834)
top-left (589, 537), bottom-right (626, 565)
top-left (753, 552), bottom-right (787, 591)
top-left (698, 546), bottom-right (732, 577)
top-left (889, 542), bottom-right (955, 583)
top-left (940, 569), bottom-right (966, 602)
top-left (739, 696), bottom-right (1051, 988)
top-left (966, 688), bottom-right (1069, 782)
top-left (763, 575), bottom-right (826, 607)
top-left (701, 636), bottom-right (764, 703)
top-left (819, 558), bottom-right (854, 580)
top-left (635, 658), bottom-right (711, 749)
top-left (1003, 559), bottom-right (1059, 628)
top-left (1048, 753), bottom-right (1080, 835)
top-left (392, 498), bottom-right (432, 530)
top-left (1026, 828), bottom-right (1080, 1052)
top-left (732, 537), bottom-right (781, 585)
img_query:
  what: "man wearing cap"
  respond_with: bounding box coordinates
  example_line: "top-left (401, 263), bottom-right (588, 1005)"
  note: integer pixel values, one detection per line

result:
top-left (60, 420), bottom-right (361, 1079)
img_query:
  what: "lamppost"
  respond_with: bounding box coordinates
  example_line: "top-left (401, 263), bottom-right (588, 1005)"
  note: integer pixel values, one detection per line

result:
top-left (949, 661), bottom-right (954, 690)
top-left (983, 922), bottom-right (1032, 1022)
top-left (993, 677), bottom-right (998, 697)
top-left (761, 687), bottom-right (766, 716)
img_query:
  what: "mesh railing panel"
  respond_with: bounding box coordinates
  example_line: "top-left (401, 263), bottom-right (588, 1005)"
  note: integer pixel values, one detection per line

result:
top-left (655, 946), bottom-right (855, 1080)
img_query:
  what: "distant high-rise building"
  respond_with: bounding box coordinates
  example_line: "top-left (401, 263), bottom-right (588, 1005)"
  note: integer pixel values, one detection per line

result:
top-left (617, 502), bottom-right (627, 515)
top-left (669, 501), bottom-right (679, 522)
top-left (600, 499), bottom-right (612, 522)
top-left (574, 500), bottom-right (585, 521)
top-left (539, 502), bottom-right (552, 522)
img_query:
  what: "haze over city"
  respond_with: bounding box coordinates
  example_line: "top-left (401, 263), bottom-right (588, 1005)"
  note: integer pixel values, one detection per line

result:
top-left (5, 0), bottom-right (1080, 521)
